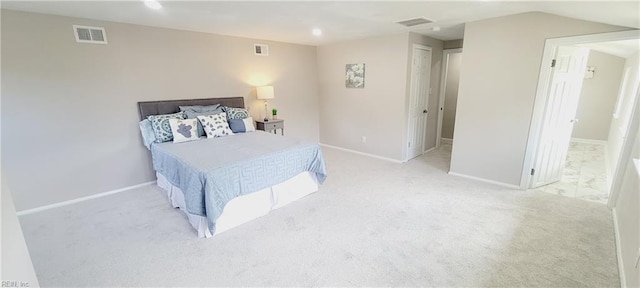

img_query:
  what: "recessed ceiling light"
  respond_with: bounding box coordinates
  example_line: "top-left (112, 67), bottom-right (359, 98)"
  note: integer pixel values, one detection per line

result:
top-left (312, 28), bottom-right (322, 36)
top-left (432, 26), bottom-right (441, 32)
top-left (144, 0), bottom-right (162, 10)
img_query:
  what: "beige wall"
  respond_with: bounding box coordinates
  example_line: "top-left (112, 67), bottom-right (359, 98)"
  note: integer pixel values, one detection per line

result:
top-left (406, 33), bottom-right (445, 153)
top-left (443, 39), bottom-right (463, 49)
top-left (1, 10), bottom-right (320, 211)
top-left (607, 52), bottom-right (640, 185)
top-left (442, 52), bottom-right (462, 139)
top-left (451, 12), bottom-right (629, 186)
top-left (317, 33), bottom-right (409, 160)
top-left (317, 32), bottom-right (443, 161)
top-left (572, 50), bottom-right (625, 140)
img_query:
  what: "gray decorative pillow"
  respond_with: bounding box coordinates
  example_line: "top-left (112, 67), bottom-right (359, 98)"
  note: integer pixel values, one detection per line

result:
top-left (229, 117), bottom-right (256, 133)
top-left (223, 106), bottom-right (250, 120)
top-left (169, 118), bottom-right (199, 143)
top-left (179, 104), bottom-right (221, 113)
top-left (147, 112), bottom-right (185, 143)
top-left (184, 108), bottom-right (225, 137)
top-left (197, 113), bottom-right (235, 138)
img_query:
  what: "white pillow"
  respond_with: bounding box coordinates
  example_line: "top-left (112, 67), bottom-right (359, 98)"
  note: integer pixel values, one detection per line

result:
top-left (169, 118), bottom-right (200, 143)
top-left (197, 113), bottom-right (235, 138)
top-left (242, 117), bottom-right (256, 132)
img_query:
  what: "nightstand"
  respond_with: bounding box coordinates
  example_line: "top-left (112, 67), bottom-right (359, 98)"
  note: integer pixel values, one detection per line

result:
top-left (255, 119), bottom-right (284, 135)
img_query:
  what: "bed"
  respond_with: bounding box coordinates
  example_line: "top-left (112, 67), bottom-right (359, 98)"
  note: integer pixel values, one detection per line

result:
top-left (138, 97), bottom-right (327, 237)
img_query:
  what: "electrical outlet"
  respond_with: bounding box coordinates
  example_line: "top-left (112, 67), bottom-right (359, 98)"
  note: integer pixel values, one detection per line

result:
top-left (361, 136), bottom-right (367, 143)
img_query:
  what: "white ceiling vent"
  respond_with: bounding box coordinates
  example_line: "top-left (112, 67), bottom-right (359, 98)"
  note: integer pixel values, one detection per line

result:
top-left (254, 44), bottom-right (269, 56)
top-left (73, 25), bottom-right (107, 44)
top-left (396, 17), bottom-right (434, 27)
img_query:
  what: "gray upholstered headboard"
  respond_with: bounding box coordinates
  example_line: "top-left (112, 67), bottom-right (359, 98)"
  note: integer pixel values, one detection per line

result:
top-left (137, 97), bottom-right (245, 120)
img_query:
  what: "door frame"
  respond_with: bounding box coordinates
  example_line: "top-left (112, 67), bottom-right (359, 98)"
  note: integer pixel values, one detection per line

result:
top-left (520, 30), bottom-right (640, 207)
top-left (436, 48), bottom-right (463, 148)
top-left (405, 44), bottom-right (432, 161)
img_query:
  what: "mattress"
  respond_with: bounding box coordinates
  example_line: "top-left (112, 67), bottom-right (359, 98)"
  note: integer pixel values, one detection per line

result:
top-left (150, 131), bottom-right (327, 235)
top-left (157, 171), bottom-right (319, 237)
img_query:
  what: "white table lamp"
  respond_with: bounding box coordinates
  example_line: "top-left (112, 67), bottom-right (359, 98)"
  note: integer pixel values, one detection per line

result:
top-left (256, 85), bottom-right (275, 122)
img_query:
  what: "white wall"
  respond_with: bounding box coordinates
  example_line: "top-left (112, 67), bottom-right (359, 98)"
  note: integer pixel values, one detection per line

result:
top-left (572, 50), bottom-right (625, 140)
top-left (1, 10), bottom-right (320, 211)
top-left (1, 176), bottom-right (40, 287)
top-left (613, 124), bottom-right (639, 288)
top-left (442, 52), bottom-right (462, 139)
top-left (451, 12), bottom-right (629, 186)
top-left (607, 52), bottom-right (640, 179)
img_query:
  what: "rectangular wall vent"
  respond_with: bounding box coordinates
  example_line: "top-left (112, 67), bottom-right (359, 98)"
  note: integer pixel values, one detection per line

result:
top-left (396, 17), bottom-right (434, 27)
top-left (73, 25), bottom-right (108, 44)
top-left (254, 44), bottom-right (269, 56)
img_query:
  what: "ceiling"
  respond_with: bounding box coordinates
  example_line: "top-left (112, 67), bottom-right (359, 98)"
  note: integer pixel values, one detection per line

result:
top-left (579, 39), bottom-right (640, 58)
top-left (2, 1), bottom-right (639, 46)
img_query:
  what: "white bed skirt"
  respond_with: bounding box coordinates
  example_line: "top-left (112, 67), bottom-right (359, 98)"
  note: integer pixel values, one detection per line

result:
top-left (156, 172), bottom-right (319, 237)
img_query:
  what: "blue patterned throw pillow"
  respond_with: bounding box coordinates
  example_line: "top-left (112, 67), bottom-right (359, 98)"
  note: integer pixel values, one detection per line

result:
top-left (223, 107), bottom-right (250, 120)
top-left (138, 119), bottom-right (157, 150)
top-left (147, 112), bottom-right (185, 143)
top-left (197, 113), bottom-right (234, 138)
top-left (169, 118), bottom-right (199, 143)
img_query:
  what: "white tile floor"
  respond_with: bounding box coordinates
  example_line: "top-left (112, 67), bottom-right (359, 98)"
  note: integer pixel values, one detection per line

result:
top-left (426, 140), bottom-right (609, 204)
top-left (538, 142), bottom-right (609, 204)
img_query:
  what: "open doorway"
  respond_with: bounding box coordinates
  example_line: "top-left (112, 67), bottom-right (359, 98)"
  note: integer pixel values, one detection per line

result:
top-left (437, 48), bottom-right (463, 149)
top-left (522, 30), bottom-right (640, 206)
top-left (429, 48), bottom-right (463, 173)
top-left (543, 47), bottom-right (634, 204)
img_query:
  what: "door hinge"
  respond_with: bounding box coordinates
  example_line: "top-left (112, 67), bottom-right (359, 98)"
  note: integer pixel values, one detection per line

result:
top-left (551, 59), bottom-right (556, 68)
top-left (408, 141), bottom-right (411, 148)
top-left (530, 168), bottom-right (535, 176)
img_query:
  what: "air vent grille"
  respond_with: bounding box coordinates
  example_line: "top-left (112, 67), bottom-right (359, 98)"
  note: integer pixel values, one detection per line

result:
top-left (73, 25), bottom-right (107, 44)
top-left (396, 17), bottom-right (433, 27)
top-left (254, 44), bottom-right (269, 56)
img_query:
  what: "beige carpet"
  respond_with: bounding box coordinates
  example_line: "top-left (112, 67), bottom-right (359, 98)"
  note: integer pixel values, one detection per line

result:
top-left (18, 145), bottom-right (619, 287)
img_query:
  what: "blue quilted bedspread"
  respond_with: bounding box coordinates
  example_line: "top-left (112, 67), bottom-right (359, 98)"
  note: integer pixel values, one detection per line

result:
top-left (150, 131), bottom-right (327, 233)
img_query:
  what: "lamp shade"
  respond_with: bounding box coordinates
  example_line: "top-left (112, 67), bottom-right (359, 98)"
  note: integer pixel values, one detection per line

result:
top-left (256, 86), bottom-right (275, 100)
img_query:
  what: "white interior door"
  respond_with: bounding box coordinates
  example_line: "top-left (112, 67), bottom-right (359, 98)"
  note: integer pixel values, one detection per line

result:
top-left (530, 46), bottom-right (590, 188)
top-left (407, 46), bottom-right (432, 160)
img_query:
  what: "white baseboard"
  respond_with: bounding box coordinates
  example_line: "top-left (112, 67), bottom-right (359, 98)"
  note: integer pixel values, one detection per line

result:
top-left (423, 147), bottom-right (436, 154)
top-left (319, 143), bottom-right (403, 163)
top-left (571, 137), bottom-right (607, 145)
top-left (448, 171), bottom-right (521, 189)
top-left (16, 181), bottom-right (156, 216)
top-left (612, 208), bottom-right (627, 288)
top-left (605, 146), bottom-right (613, 193)
top-left (440, 138), bottom-right (453, 144)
